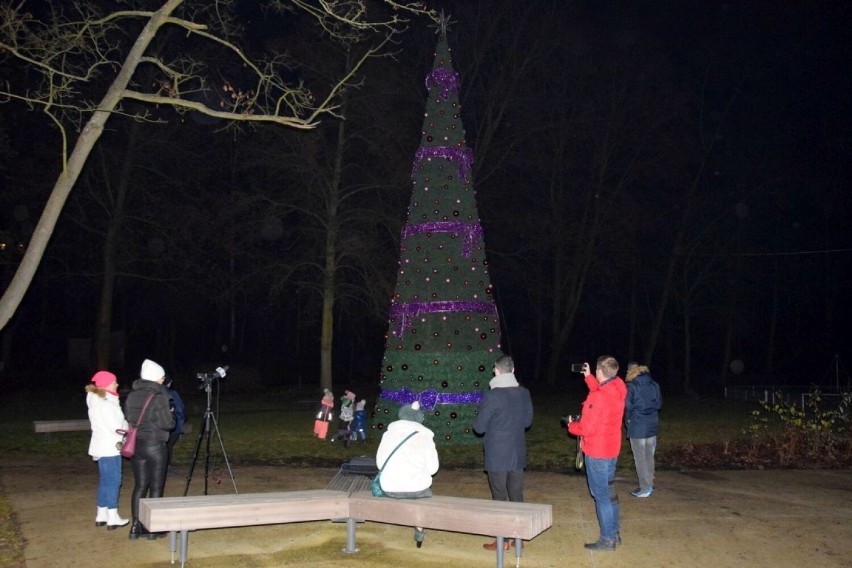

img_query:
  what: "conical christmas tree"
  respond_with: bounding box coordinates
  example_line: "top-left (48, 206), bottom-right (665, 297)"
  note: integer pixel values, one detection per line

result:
top-left (373, 31), bottom-right (503, 444)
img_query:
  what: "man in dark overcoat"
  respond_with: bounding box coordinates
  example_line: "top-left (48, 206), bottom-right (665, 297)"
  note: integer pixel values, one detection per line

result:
top-left (473, 354), bottom-right (534, 551)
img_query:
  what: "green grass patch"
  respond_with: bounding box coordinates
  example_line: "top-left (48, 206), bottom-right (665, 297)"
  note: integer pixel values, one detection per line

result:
top-left (1, 386), bottom-right (755, 471)
top-left (0, 487), bottom-right (25, 568)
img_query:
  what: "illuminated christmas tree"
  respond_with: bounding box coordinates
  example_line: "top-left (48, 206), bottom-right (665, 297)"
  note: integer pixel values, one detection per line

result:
top-left (373, 30), bottom-right (503, 444)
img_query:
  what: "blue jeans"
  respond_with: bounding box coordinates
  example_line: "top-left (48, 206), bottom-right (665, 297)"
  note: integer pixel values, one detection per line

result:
top-left (584, 456), bottom-right (619, 542)
top-left (629, 436), bottom-right (657, 491)
top-left (97, 455), bottom-right (123, 508)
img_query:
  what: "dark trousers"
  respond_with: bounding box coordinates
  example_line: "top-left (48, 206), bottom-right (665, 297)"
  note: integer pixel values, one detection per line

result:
top-left (487, 470), bottom-right (525, 502)
top-left (130, 441), bottom-right (168, 520)
top-left (166, 432), bottom-right (182, 467)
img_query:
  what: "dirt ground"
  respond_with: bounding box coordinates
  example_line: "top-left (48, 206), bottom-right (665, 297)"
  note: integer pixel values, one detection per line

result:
top-left (2, 458), bottom-right (851, 568)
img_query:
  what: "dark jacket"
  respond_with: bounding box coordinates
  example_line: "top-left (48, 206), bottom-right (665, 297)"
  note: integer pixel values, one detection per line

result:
top-left (168, 387), bottom-right (186, 436)
top-left (473, 376), bottom-right (534, 472)
top-left (624, 367), bottom-right (662, 439)
top-left (125, 379), bottom-right (175, 444)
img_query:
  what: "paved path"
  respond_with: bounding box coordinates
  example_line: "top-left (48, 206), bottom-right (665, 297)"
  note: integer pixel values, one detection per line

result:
top-left (2, 459), bottom-right (850, 567)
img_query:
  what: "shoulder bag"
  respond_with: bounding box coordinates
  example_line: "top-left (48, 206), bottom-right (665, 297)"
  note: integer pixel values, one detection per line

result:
top-left (116, 391), bottom-right (156, 458)
top-left (371, 431), bottom-right (417, 497)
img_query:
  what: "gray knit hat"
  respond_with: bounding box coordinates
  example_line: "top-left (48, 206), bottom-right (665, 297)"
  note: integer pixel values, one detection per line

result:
top-left (398, 401), bottom-right (425, 423)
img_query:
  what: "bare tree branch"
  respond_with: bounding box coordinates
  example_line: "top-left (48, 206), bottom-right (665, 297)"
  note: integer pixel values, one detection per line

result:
top-left (0, 0), bottom-right (432, 331)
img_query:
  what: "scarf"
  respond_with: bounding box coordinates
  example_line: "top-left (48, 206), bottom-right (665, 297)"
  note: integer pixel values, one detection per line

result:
top-left (489, 372), bottom-right (520, 389)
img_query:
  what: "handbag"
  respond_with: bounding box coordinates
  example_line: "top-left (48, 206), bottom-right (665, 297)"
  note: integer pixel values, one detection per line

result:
top-left (117, 392), bottom-right (156, 458)
top-left (371, 431), bottom-right (417, 497)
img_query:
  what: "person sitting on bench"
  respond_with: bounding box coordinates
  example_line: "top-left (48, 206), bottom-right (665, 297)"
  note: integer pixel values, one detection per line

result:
top-left (375, 401), bottom-right (439, 546)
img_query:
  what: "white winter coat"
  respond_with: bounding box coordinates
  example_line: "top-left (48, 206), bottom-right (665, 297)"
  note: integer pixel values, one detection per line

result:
top-left (375, 419), bottom-right (439, 493)
top-left (86, 386), bottom-right (128, 460)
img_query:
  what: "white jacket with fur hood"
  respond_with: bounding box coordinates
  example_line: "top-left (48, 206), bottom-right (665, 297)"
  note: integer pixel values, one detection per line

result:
top-left (86, 385), bottom-right (128, 459)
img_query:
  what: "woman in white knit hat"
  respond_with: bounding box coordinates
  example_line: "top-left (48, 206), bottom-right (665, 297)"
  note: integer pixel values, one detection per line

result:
top-left (124, 359), bottom-right (175, 540)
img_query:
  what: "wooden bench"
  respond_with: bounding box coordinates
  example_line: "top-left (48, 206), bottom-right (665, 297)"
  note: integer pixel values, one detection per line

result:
top-left (346, 490), bottom-right (552, 568)
top-left (140, 489), bottom-right (350, 567)
top-left (325, 468), bottom-right (373, 494)
top-left (140, 487), bottom-right (552, 567)
top-left (33, 419), bottom-right (91, 434)
top-left (33, 419), bottom-right (191, 440)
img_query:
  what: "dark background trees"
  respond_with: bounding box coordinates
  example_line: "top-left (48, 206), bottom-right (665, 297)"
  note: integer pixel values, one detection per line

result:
top-left (1, 0), bottom-right (849, 396)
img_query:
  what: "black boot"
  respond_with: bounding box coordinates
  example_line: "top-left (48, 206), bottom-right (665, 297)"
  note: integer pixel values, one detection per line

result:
top-left (128, 519), bottom-right (142, 540)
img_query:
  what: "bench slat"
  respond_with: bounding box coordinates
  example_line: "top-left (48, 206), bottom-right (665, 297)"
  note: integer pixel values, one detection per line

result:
top-left (33, 420), bottom-right (192, 434)
top-left (33, 420), bottom-right (90, 433)
top-left (140, 490), bottom-right (350, 532)
top-left (325, 470), bottom-right (373, 493)
top-left (348, 491), bottom-right (552, 540)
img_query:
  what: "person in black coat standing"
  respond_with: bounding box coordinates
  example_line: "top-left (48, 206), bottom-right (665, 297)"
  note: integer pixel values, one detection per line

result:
top-left (125, 359), bottom-right (175, 540)
top-left (624, 363), bottom-right (662, 498)
top-left (473, 354), bottom-right (534, 551)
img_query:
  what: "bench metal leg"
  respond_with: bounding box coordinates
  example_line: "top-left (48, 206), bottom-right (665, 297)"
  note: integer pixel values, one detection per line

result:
top-left (169, 531), bottom-right (176, 564)
top-left (493, 537), bottom-right (523, 568)
top-left (513, 537), bottom-right (522, 568)
top-left (180, 530), bottom-right (189, 567)
top-left (343, 518), bottom-right (359, 553)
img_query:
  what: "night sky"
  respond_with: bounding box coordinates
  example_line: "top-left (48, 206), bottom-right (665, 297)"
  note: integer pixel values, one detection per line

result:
top-left (0, 0), bottom-right (849, 394)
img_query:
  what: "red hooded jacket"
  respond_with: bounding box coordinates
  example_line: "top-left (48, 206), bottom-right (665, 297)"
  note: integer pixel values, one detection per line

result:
top-left (567, 374), bottom-right (627, 459)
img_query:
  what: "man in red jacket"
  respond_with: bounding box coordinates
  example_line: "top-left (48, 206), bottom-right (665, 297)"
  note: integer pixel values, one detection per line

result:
top-left (567, 355), bottom-right (627, 551)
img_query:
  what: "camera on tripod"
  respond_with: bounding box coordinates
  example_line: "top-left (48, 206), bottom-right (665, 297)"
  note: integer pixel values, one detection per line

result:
top-left (185, 364), bottom-right (236, 496)
top-left (196, 366), bottom-right (228, 388)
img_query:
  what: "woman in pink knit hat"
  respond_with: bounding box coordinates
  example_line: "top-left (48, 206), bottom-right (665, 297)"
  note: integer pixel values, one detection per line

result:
top-left (85, 370), bottom-right (129, 530)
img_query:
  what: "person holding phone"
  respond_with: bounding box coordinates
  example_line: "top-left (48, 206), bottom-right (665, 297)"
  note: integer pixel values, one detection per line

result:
top-left (567, 356), bottom-right (626, 552)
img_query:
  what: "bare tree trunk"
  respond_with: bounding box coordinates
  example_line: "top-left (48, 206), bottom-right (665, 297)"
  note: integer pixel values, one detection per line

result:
top-left (720, 283), bottom-right (736, 385)
top-left (682, 308), bottom-right (692, 394)
top-left (94, 124), bottom-right (140, 368)
top-left (0, 317), bottom-right (17, 377)
top-left (644, 234), bottom-right (680, 365)
top-left (319, 95), bottom-right (349, 392)
top-left (764, 261), bottom-right (779, 378)
top-left (320, 240), bottom-right (335, 392)
top-left (533, 262), bottom-right (546, 379)
top-left (627, 272), bottom-right (638, 362)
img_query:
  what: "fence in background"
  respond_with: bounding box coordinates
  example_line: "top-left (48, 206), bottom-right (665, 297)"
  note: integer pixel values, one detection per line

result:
top-left (724, 385), bottom-right (847, 410)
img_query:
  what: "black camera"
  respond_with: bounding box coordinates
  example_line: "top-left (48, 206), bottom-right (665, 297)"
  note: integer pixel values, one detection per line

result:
top-left (560, 414), bottom-right (580, 427)
top-left (196, 366), bottom-right (228, 388)
top-left (570, 363), bottom-right (585, 373)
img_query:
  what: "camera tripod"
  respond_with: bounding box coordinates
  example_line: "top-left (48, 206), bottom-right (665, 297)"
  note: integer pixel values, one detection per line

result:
top-left (183, 378), bottom-right (238, 495)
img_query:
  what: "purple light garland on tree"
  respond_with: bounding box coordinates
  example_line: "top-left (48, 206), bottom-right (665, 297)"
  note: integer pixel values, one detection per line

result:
top-left (380, 386), bottom-right (482, 411)
top-left (426, 67), bottom-right (460, 100)
top-left (389, 300), bottom-right (498, 338)
top-left (413, 146), bottom-right (474, 184)
top-left (401, 221), bottom-right (483, 258)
